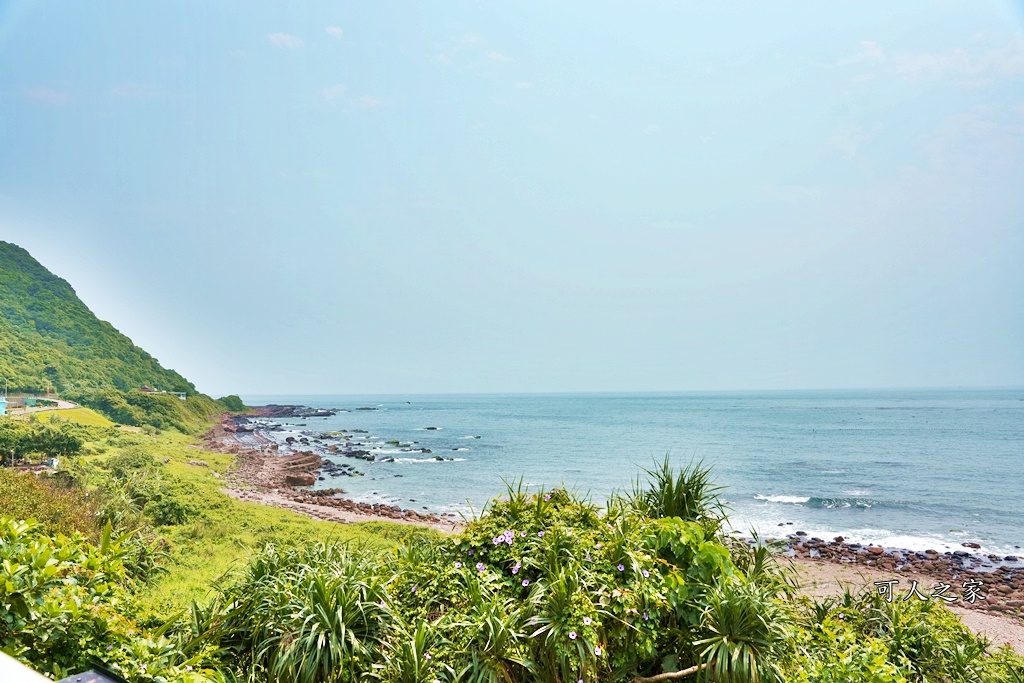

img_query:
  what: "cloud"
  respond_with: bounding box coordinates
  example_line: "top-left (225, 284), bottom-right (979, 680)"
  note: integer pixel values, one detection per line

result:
top-left (893, 45), bottom-right (1024, 80)
top-left (358, 95), bottom-right (383, 107)
top-left (268, 33), bottom-right (304, 50)
top-left (643, 124), bottom-right (661, 135)
top-left (514, 81), bottom-right (532, 89)
top-left (321, 83), bottom-right (346, 102)
top-left (24, 86), bottom-right (68, 106)
top-left (111, 83), bottom-right (156, 99)
top-left (839, 40), bottom-right (886, 66)
top-left (841, 38), bottom-right (1024, 83)
top-left (830, 126), bottom-right (872, 157)
top-left (325, 26), bottom-right (343, 40)
top-left (436, 33), bottom-right (510, 66)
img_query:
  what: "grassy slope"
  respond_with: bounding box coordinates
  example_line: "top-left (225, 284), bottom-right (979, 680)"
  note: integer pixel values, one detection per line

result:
top-left (33, 407), bottom-right (116, 427)
top-left (86, 428), bottom-right (436, 611)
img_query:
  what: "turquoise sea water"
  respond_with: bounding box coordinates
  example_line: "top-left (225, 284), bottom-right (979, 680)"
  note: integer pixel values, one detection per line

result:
top-left (240, 391), bottom-right (1024, 555)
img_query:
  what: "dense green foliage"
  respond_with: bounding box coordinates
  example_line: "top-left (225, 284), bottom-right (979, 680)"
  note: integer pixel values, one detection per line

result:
top-left (0, 240), bottom-right (195, 394)
top-left (67, 388), bottom-right (245, 433)
top-left (0, 416), bottom-right (86, 466)
top-left (3, 439), bottom-right (1023, 682)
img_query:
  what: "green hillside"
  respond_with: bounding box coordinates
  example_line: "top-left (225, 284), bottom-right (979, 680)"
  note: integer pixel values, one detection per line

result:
top-left (0, 240), bottom-right (195, 395)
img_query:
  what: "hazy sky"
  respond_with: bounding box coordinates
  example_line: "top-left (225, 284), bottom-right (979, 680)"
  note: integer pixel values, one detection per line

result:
top-left (1, 1), bottom-right (1022, 395)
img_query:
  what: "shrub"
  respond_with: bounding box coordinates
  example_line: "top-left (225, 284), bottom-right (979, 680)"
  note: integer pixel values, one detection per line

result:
top-left (0, 467), bottom-right (102, 538)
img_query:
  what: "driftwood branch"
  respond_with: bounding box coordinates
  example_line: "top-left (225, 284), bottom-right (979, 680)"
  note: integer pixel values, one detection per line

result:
top-left (632, 661), bottom-right (710, 682)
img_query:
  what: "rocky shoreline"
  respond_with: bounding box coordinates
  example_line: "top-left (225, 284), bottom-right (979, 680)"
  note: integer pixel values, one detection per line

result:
top-left (202, 411), bottom-right (461, 533)
top-left (775, 532), bottom-right (1024, 620)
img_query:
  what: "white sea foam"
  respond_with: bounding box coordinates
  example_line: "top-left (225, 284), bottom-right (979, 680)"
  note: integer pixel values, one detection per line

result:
top-left (394, 457), bottom-right (467, 463)
top-left (754, 494), bottom-right (810, 504)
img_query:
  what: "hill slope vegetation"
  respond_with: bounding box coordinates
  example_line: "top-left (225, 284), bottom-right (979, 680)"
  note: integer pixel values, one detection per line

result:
top-left (0, 240), bottom-right (194, 394)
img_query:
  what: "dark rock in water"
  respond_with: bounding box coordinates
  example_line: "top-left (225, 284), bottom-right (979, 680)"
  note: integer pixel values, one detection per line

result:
top-left (356, 407), bottom-right (377, 411)
top-left (424, 426), bottom-right (440, 430)
top-left (432, 456), bottom-right (443, 461)
top-left (962, 542), bottom-right (982, 549)
top-left (1006, 556), bottom-right (1019, 561)
top-left (834, 536), bottom-right (845, 543)
top-left (795, 531), bottom-right (807, 537)
top-left (420, 448), bottom-right (432, 454)
top-left (954, 550), bottom-right (970, 557)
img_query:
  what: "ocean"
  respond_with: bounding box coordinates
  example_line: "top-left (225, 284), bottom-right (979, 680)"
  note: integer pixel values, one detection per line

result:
top-left (239, 390), bottom-right (1024, 555)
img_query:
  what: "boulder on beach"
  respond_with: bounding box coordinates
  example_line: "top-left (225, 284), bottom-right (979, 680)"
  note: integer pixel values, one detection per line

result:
top-left (285, 472), bottom-right (317, 486)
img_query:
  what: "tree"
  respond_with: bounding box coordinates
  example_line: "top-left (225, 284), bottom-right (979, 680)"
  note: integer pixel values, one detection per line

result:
top-left (0, 422), bottom-right (32, 467)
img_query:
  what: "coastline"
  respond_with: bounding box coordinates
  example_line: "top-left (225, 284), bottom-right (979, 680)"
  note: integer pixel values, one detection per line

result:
top-left (201, 407), bottom-right (1024, 652)
top-left (202, 412), bottom-right (463, 534)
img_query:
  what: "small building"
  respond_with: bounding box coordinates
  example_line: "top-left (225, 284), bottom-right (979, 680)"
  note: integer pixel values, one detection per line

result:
top-left (23, 397), bottom-right (37, 408)
top-left (0, 397), bottom-right (7, 416)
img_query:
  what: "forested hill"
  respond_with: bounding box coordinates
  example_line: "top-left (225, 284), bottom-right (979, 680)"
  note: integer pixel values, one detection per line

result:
top-left (0, 240), bottom-right (196, 394)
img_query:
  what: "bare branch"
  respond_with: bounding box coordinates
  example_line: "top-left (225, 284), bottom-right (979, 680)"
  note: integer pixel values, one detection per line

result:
top-left (632, 661), bottom-right (710, 682)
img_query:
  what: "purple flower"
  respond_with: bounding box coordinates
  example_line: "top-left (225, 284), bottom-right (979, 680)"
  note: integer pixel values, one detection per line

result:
top-left (468, 549), bottom-right (474, 555)
top-left (642, 570), bottom-right (650, 578)
top-left (583, 616), bottom-right (592, 625)
top-left (520, 531), bottom-right (527, 537)
top-left (544, 494), bottom-right (551, 501)
top-left (617, 564), bottom-right (625, 572)
top-left (522, 579), bottom-right (530, 586)
top-left (455, 561), bottom-right (462, 568)
top-left (512, 564), bottom-right (520, 574)
top-left (107, 645), bottom-right (113, 651)
top-left (411, 585), bottom-right (418, 593)
top-left (585, 555), bottom-right (592, 562)
top-left (595, 543), bottom-right (603, 549)
top-left (493, 536), bottom-right (502, 545)
top-left (476, 562), bottom-right (485, 572)
top-left (594, 646), bottom-right (603, 656)
top-left (569, 631), bottom-right (577, 640)
top-left (538, 531), bottom-right (545, 538)
top-left (643, 612), bottom-right (649, 621)
top-left (424, 653), bottom-right (432, 660)
top-left (504, 530), bottom-right (514, 539)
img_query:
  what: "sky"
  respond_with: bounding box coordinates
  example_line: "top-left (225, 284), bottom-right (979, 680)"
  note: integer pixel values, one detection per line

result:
top-left (1, 0), bottom-right (1022, 395)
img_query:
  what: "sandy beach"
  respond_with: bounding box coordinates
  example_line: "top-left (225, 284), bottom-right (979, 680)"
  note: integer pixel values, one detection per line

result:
top-left (789, 555), bottom-right (1024, 654)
